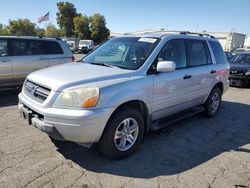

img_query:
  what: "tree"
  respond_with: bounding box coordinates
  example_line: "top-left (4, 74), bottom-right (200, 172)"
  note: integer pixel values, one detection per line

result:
top-left (56, 2), bottom-right (78, 37)
top-left (89, 13), bottom-right (110, 44)
top-left (0, 24), bottom-right (10, 35)
top-left (8, 19), bottom-right (36, 36)
top-left (73, 15), bottom-right (90, 39)
top-left (45, 24), bottom-right (61, 37)
top-left (35, 27), bottom-right (45, 37)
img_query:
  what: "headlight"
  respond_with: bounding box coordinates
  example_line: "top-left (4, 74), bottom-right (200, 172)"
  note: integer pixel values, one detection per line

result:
top-left (245, 70), bottom-right (250, 76)
top-left (54, 87), bottom-right (99, 108)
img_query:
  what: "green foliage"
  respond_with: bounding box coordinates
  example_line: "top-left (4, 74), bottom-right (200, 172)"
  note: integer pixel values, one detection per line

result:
top-left (89, 13), bottom-right (110, 44)
top-left (8, 19), bottom-right (36, 36)
top-left (56, 2), bottom-right (77, 37)
top-left (0, 24), bottom-right (10, 35)
top-left (35, 27), bottom-right (45, 37)
top-left (73, 15), bottom-right (90, 39)
top-left (45, 24), bottom-right (61, 37)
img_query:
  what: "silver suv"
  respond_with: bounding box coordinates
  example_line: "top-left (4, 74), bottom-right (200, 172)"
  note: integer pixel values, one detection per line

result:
top-left (0, 36), bottom-right (74, 89)
top-left (18, 31), bottom-right (229, 159)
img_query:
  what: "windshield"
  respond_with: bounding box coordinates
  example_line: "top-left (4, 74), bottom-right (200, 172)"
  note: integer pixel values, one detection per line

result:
top-left (80, 41), bottom-right (91, 45)
top-left (229, 54), bottom-right (250, 64)
top-left (82, 37), bottom-right (159, 70)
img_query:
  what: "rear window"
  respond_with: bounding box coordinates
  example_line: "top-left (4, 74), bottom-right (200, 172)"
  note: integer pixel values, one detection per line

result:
top-left (209, 41), bottom-right (226, 63)
top-left (45, 41), bottom-right (63, 54)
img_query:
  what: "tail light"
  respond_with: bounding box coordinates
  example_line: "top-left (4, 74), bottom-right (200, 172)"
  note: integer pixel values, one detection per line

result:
top-left (71, 55), bottom-right (75, 62)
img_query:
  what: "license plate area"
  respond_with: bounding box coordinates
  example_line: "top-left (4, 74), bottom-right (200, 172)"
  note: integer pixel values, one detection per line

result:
top-left (19, 105), bottom-right (33, 125)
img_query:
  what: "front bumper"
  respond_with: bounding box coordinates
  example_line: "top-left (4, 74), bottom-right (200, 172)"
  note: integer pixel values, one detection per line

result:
top-left (229, 75), bottom-right (250, 86)
top-left (18, 92), bottom-right (115, 144)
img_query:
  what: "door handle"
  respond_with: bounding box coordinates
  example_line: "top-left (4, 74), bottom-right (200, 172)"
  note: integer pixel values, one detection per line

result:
top-left (210, 70), bottom-right (216, 74)
top-left (183, 74), bottom-right (192, 80)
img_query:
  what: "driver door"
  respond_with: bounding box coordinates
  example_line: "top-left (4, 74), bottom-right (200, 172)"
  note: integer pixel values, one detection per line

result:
top-left (152, 39), bottom-right (192, 120)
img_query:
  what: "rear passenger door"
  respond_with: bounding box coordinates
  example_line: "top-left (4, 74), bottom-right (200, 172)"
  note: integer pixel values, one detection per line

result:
top-left (10, 39), bottom-right (48, 84)
top-left (186, 39), bottom-right (215, 106)
top-left (0, 38), bottom-right (12, 86)
top-left (46, 41), bottom-right (66, 66)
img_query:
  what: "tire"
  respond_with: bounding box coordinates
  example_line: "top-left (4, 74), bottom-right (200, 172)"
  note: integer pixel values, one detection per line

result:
top-left (203, 87), bottom-right (222, 118)
top-left (97, 107), bottom-right (145, 160)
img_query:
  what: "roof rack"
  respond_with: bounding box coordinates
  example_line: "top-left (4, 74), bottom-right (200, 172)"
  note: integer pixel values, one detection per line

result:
top-left (125, 30), bottom-right (216, 39)
top-left (179, 31), bottom-right (215, 38)
top-left (0, 35), bottom-right (62, 40)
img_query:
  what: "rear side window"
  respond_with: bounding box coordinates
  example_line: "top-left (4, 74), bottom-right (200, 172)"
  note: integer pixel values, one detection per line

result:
top-left (158, 39), bottom-right (187, 69)
top-left (209, 41), bottom-right (226, 63)
top-left (10, 39), bottom-right (46, 56)
top-left (0, 39), bottom-right (8, 56)
top-left (45, 41), bottom-right (63, 54)
top-left (187, 40), bottom-right (210, 66)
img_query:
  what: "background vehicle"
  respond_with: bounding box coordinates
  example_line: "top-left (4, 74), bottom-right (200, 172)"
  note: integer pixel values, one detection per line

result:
top-left (0, 36), bottom-right (74, 89)
top-left (232, 48), bottom-right (250, 55)
top-left (18, 31), bottom-right (229, 159)
top-left (225, 51), bottom-right (233, 60)
top-left (63, 38), bottom-right (79, 53)
top-left (229, 52), bottom-right (250, 87)
top-left (78, 40), bottom-right (94, 53)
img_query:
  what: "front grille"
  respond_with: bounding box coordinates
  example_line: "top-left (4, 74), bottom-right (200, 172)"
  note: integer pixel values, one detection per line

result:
top-left (24, 80), bottom-right (51, 103)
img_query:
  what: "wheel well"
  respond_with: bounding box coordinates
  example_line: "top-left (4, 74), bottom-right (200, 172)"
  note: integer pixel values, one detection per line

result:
top-left (214, 82), bottom-right (223, 93)
top-left (107, 100), bottom-right (149, 134)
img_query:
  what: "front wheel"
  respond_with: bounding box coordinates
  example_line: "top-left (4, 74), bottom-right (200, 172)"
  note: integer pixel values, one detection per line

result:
top-left (203, 87), bottom-right (222, 118)
top-left (97, 107), bottom-right (145, 160)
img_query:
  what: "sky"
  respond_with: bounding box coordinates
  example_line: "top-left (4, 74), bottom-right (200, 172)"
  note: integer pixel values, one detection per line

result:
top-left (0, 0), bottom-right (250, 35)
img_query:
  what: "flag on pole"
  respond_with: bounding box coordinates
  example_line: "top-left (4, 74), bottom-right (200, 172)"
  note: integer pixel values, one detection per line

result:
top-left (38, 12), bottom-right (50, 24)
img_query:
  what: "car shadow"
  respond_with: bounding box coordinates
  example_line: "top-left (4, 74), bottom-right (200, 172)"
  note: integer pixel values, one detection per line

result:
top-left (0, 88), bottom-right (21, 107)
top-left (51, 100), bottom-right (250, 178)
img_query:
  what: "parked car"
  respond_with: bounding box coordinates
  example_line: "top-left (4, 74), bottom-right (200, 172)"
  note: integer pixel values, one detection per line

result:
top-left (232, 48), bottom-right (250, 55)
top-left (225, 51), bottom-right (233, 60)
top-left (78, 40), bottom-right (94, 53)
top-left (18, 31), bottom-right (229, 159)
top-left (229, 52), bottom-right (250, 87)
top-left (63, 38), bottom-right (79, 53)
top-left (0, 36), bottom-right (74, 89)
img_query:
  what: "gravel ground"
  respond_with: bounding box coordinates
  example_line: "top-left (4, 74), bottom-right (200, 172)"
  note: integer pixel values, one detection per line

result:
top-left (0, 87), bottom-right (249, 188)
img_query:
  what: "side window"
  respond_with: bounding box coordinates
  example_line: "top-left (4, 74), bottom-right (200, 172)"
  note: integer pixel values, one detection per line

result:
top-left (209, 41), bottom-right (226, 63)
top-left (11, 40), bottom-right (29, 56)
top-left (158, 40), bottom-right (187, 69)
top-left (188, 40), bottom-right (208, 66)
top-left (45, 41), bottom-right (63, 54)
top-left (28, 40), bottom-right (46, 55)
top-left (0, 39), bottom-right (8, 56)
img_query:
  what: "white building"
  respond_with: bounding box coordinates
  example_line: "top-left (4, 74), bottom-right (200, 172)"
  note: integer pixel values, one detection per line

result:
top-left (244, 36), bottom-right (250, 48)
top-left (203, 32), bottom-right (246, 51)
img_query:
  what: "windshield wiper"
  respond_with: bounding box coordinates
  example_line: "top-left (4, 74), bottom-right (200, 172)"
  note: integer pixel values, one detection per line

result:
top-left (90, 62), bottom-right (121, 69)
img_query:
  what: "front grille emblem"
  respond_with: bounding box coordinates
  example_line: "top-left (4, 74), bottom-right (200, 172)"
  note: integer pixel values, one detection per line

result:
top-left (31, 86), bottom-right (39, 95)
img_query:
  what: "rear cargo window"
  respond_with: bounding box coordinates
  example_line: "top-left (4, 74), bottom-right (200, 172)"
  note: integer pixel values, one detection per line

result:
top-left (45, 41), bottom-right (63, 55)
top-left (209, 41), bottom-right (226, 63)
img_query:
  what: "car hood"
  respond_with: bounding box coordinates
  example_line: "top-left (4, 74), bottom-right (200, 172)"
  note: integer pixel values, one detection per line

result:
top-left (230, 63), bottom-right (250, 71)
top-left (27, 63), bottom-right (133, 91)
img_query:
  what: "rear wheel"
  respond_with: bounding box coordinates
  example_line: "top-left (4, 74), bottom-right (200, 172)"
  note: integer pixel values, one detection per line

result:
top-left (203, 87), bottom-right (222, 118)
top-left (97, 107), bottom-right (144, 160)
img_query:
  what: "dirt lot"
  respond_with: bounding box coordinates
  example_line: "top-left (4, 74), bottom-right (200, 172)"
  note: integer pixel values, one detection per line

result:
top-left (0, 87), bottom-right (250, 188)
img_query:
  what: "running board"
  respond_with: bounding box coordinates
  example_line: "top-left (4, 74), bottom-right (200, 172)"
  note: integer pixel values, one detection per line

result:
top-left (150, 106), bottom-right (205, 131)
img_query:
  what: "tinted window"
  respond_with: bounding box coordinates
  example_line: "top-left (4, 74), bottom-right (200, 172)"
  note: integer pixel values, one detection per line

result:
top-left (10, 39), bottom-right (46, 56)
top-left (209, 41), bottom-right (226, 63)
top-left (158, 40), bottom-right (187, 68)
top-left (188, 40), bottom-right (208, 66)
top-left (0, 39), bottom-right (7, 56)
top-left (45, 41), bottom-right (63, 54)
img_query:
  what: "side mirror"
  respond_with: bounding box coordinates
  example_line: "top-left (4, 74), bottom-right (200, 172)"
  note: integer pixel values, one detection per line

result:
top-left (156, 61), bottom-right (176, 72)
